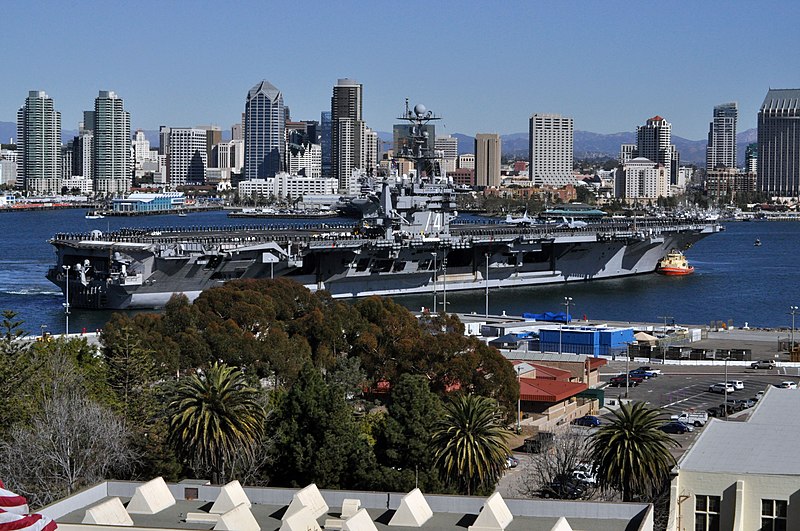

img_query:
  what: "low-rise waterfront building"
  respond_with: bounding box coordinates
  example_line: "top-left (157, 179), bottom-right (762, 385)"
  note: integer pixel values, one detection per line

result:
top-left (112, 191), bottom-right (185, 213)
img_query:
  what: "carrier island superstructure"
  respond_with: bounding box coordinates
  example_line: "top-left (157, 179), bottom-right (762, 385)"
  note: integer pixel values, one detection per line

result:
top-left (47, 104), bottom-right (719, 310)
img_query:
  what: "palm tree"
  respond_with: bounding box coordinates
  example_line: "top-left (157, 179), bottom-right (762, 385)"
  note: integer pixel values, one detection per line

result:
top-left (588, 401), bottom-right (679, 501)
top-left (168, 362), bottom-right (265, 484)
top-left (431, 394), bottom-right (511, 495)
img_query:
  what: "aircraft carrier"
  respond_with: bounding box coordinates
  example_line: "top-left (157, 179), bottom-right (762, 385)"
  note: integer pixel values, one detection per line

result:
top-left (46, 104), bottom-right (720, 310)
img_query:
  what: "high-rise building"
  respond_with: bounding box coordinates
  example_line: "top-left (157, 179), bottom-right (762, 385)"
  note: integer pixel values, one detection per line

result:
top-left (457, 153), bottom-right (475, 170)
top-left (475, 133), bottom-right (501, 187)
top-left (706, 102), bottom-right (738, 170)
top-left (60, 145), bottom-right (73, 180)
top-left (636, 116), bottom-right (672, 179)
top-left (197, 125), bottom-right (222, 167)
top-left (72, 123), bottom-right (94, 182)
top-left (434, 135), bottom-right (458, 174)
top-left (619, 144), bottom-right (637, 164)
top-left (757, 88), bottom-right (800, 197)
top-left (287, 143), bottom-right (322, 178)
top-left (92, 91), bottom-right (131, 194)
top-left (623, 157), bottom-right (669, 201)
top-left (331, 79), bottom-right (363, 189)
top-left (16, 90), bottom-right (61, 192)
top-left (320, 111), bottom-right (332, 177)
top-left (363, 127), bottom-right (378, 175)
top-left (244, 80), bottom-right (285, 179)
top-left (745, 143), bottom-right (758, 174)
top-left (231, 123), bottom-right (243, 141)
top-left (529, 113), bottom-right (574, 186)
top-left (132, 130), bottom-right (151, 164)
top-left (168, 128), bottom-right (207, 187)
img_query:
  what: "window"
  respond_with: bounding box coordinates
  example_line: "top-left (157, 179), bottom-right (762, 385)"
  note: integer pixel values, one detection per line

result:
top-left (695, 495), bottom-right (720, 531)
top-left (761, 499), bottom-right (787, 531)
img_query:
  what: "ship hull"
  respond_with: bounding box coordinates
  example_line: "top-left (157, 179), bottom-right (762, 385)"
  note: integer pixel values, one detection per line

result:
top-left (47, 220), bottom-right (718, 310)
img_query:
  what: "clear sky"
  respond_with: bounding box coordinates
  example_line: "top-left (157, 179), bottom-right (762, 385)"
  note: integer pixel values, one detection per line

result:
top-left (2, 1), bottom-right (799, 139)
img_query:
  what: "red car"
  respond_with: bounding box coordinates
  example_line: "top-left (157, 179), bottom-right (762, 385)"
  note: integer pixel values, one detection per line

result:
top-left (609, 375), bottom-right (643, 387)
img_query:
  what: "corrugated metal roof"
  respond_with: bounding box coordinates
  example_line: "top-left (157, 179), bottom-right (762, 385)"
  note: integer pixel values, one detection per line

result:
top-left (519, 379), bottom-right (588, 402)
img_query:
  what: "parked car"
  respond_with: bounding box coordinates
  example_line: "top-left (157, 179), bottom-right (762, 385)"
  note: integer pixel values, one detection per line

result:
top-left (754, 390), bottom-right (766, 401)
top-left (750, 360), bottom-right (776, 369)
top-left (628, 369), bottom-right (654, 379)
top-left (539, 476), bottom-right (586, 499)
top-left (609, 375), bottom-right (643, 387)
top-left (724, 398), bottom-right (749, 412)
top-left (506, 455), bottom-right (519, 469)
top-left (635, 366), bottom-right (662, 376)
top-left (778, 381), bottom-right (798, 389)
top-left (726, 380), bottom-right (745, 391)
top-left (525, 432), bottom-right (555, 453)
top-left (708, 382), bottom-right (735, 394)
top-left (707, 403), bottom-right (737, 417)
top-left (571, 469), bottom-right (597, 485)
top-left (659, 421), bottom-right (693, 434)
top-left (571, 415), bottom-right (601, 427)
top-left (671, 410), bottom-right (709, 427)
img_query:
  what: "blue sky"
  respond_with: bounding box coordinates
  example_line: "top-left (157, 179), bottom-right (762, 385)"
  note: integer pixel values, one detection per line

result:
top-left (2, 1), bottom-right (798, 139)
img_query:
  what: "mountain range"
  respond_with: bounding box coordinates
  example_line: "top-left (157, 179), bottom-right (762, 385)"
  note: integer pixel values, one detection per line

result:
top-left (1, 120), bottom-right (756, 167)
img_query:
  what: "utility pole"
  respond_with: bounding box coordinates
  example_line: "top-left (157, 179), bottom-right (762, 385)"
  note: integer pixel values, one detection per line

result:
top-left (658, 315), bottom-right (673, 363)
top-left (791, 306), bottom-right (798, 354)
top-left (485, 253), bottom-right (490, 318)
top-left (442, 257), bottom-right (447, 312)
top-left (62, 264), bottom-right (71, 336)
top-left (432, 252), bottom-right (437, 313)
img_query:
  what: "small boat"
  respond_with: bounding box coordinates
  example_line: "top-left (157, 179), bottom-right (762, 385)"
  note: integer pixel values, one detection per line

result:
top-left (754, 239), bottom-right (761, 247)
top-left (657, 249), bottom-right (694, 276)
top-left (85, 210), bottom-right (104, 220)
top-left (177, 212), bottom-right (188, 217)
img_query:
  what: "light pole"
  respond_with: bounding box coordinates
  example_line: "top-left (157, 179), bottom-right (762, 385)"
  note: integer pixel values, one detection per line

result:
top-left (658, 315), bottom-right (673, 363)
top-left (516, 365), bottom-right (523, 434)
top-left (62, 264), bottom-right (71, 336)
top-left (791, 306), bottom-right (798, 353)
top-left (485, 252), bottom-right (490, 318)
top-left (442, 257), bottom-right (447, 312)
top-left (560, 297), bottom-right (573, 355)
top-left (625, 343), bottom-right (631, 399)
top-left (432, 252), bottom-right (437, 313)
top-left (723, 353), bottom-right (729, 420)
top-left (40, 324), bottom-right (47, 340)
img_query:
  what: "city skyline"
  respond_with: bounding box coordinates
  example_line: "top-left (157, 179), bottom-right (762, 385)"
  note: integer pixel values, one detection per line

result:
top-left (2, 1), bottom-right (799, 140)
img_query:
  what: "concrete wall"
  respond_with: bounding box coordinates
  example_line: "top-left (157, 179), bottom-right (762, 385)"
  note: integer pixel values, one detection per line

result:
top-left (669, 470), bottom-right (800, 531)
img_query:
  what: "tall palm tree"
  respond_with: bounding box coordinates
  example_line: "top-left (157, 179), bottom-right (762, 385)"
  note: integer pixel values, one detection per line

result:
top-left (588, 401), bottom-right (679, 501)
top-left (168, 362), bottom-right (265, 484)
top-left (431, 394), bottom-right (511, 495)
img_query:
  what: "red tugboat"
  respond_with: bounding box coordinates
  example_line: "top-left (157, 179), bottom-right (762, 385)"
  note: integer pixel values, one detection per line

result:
top-left (657, 249), bottom-right (694, 276)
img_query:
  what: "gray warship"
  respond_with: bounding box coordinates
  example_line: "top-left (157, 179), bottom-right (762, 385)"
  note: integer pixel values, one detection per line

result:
top-left (47, 104), bottom-right (719, 310)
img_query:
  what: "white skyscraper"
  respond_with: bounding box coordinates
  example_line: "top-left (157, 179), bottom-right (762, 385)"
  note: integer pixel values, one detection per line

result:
top-left (93, 90), bottom-right (131, 194)
top-left (706, 102), bottom-right (738, 170)
top-left (435, 135), bottom-right (458, 174)
top-left (168, 128), bottom-right (207, 187)
top-left (529, 113), bottom-right (574, 186)
top-left (133, 130), bottom-right (151, 164)
top-left (16, 90), bottom-right (61, 192)
top-left (287, 143), bottom-right (322, 178)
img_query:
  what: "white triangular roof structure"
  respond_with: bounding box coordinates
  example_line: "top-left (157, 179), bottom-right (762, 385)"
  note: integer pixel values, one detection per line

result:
top-left (341, 499), bottom-right (360, 520)
top-left (549, 516), bottom-right (574, 531)
top-left (279, 506), bottom-right (321, 531)
top-left (285, 484), bottom-right (328, 520)
top-left (213, 504), bottom-right (260, 531)
top-left (210, 480), bottom-right (251, 514)
top-left (467, 492), bottom-right (513, 531)
top-left (634, 331), bottom-right (658, 343)
top-left (82, 497), bottom-right (134, 526)
top-left (126, 477), bottom-right (176, 515)
top-left (342, 509), bottom-right (378, 531)
top-left (388, 489), bottom-right (432, 527)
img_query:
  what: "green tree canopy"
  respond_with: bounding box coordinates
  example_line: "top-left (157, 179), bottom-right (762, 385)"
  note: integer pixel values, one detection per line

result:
top-left (431, 394), bottom-right (511, 495)
top-left (589, 401), bottom-right (679, 501)
top-left (168, 362), bottom-right (266, 484)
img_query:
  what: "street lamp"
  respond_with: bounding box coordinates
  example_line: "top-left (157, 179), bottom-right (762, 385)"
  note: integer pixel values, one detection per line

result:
top-left (658, 315), bottom-right (673, 363)
top-left (485, 253), bottom-right (490, 318)
top-left (791, 306), bottom-right (798, 353)
top-left (723, 353), bottom-right (730, 420)
top-left (516, 365), bottom-right (523, 434)
top-left (62, 264), bottom-right (71, 336)
top-left (432, 252), bottom-right (437, 313)
top-left (560, 297), bottom-right (573, 355)
top-left (442, 257), bottom-right (447, 312)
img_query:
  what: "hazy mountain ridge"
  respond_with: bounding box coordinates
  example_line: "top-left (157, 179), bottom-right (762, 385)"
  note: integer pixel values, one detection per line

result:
top-left (2, 120), bottom-right (755, 166)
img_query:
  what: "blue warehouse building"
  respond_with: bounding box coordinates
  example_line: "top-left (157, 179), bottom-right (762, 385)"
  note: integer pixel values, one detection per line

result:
top-left (538, 325), bottom-right (634, 357)
top-left (112, 192), bottom-right (186, 213)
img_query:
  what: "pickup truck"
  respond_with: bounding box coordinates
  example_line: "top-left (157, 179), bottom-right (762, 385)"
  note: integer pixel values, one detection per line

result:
top-left (609, 375), bottom-right (644, 387)
top-left (670, 410), bottom-right (709, 426)
top-left (750, 360), bottom-right (776, 369)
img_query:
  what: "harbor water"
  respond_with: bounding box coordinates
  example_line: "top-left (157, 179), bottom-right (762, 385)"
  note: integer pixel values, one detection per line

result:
top-left (0, 208), bottom-right (796, 335)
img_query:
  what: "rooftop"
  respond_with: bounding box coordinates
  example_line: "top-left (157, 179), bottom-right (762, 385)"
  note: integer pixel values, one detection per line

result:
top-left (677, 386), bottom-right (800, 475)
top-left (40, 480), bottom-right (653, 531)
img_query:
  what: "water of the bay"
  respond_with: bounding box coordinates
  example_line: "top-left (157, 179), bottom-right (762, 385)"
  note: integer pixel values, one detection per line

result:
top-left (0, 208), bottom-right (796, 334)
